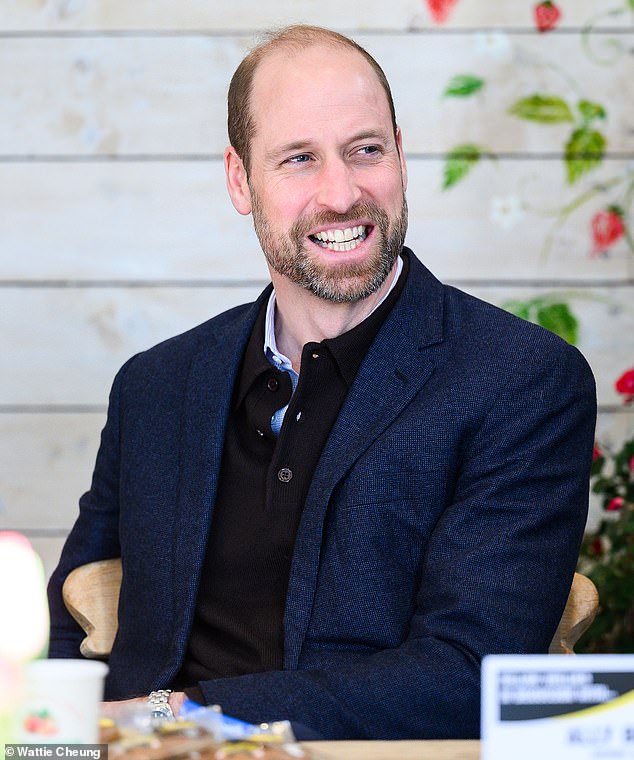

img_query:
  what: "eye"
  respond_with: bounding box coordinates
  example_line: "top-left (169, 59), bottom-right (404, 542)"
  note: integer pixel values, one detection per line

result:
top-left (286, 153), bottom-right (312, 164)
top-left (357, 145), bottom-right (381, 156)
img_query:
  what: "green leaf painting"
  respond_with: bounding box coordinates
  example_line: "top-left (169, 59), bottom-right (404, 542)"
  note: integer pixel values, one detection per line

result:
top-left (577, 100), bottom-right (607, 124)
top-left (565, 128), bottom-right (606, 183)
top-left (442, 145), bottom-right (482, 190)
top-left (508, 94), bottom-right (574, 123)
top-left (535, 303), bottom-right (579, 344)
top-left (502, 298), bottom-right (579, 345)
top-left (443, 74), bottom-right (485, 97)
top-left (499, 300), bottom-right (531, 321)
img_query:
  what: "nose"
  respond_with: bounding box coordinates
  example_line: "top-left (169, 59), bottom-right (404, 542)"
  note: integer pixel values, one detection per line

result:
top-left (314, 157), bottom-right (362, 214)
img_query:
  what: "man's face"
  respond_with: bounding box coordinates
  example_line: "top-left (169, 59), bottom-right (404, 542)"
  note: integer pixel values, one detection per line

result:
top-left (235, 44), bottom-right (408, 303)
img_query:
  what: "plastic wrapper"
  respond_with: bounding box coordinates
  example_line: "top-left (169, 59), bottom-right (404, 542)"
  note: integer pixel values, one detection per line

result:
top-left (180, 698), bottom-right (295, 743)
top-left (100, 698), bottom-right (307, 760)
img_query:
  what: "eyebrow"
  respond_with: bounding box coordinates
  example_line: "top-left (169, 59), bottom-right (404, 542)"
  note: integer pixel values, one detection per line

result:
top-left (266, 129), bottom-right (395, 162)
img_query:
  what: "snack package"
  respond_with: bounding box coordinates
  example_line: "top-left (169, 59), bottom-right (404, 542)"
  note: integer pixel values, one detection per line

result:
top-left (100, 699), bottom-right (305, 759)
top-left (180, 698), bottom-right (295, 744)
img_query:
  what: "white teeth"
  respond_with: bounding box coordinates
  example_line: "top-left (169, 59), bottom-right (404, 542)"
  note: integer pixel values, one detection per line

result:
top-left (310, 225), bottom-right (370, 253)
top-left (313, 226), bottom-right (367, 245)
top-left (315, 238), bottom-right (364, 252)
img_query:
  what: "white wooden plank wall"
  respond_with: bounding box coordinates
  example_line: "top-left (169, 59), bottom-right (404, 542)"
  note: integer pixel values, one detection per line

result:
top-left (1, 1), bottom-right (633, 579)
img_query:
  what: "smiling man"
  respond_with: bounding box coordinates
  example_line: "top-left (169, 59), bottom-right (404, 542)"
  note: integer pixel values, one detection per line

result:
top-left (48, 25), bottom-right (596, 740)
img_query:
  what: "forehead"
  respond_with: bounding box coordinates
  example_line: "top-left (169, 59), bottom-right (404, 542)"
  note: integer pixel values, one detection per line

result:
top-left (249, 44), bottom-right (393, 149)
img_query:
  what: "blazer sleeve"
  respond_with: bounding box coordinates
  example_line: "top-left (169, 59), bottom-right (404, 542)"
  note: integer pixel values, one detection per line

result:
top-left (46, 359), bottom-right (132, 658)
top-left (192, 341), bottom-right (597, 739)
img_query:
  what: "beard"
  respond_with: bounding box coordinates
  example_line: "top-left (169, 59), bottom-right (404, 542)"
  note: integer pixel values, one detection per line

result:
top-left (250, 191), bottom-right (408, 304)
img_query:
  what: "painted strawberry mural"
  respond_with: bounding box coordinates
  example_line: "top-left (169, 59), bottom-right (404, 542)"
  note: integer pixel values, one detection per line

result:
top-left (591, 206), bottom-right (625, 256)
top-left (426, 0), bottom-right (460, 24)
top-left (533, 1), bottom-right (562, 32)
top-left (615, 367), bottom-right (634, 405)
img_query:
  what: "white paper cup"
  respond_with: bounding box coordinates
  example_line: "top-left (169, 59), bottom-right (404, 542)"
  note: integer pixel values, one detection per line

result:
top-left (16, 659), bottom-right (108, 744)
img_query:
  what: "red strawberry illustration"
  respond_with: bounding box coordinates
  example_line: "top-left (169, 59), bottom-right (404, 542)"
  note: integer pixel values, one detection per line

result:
top-left (615, 367), bottom-right (634, 404)
top-left (426, 0), bottom-right (460, 24)
top-left (534, 1), bottom-right (561, 32)
top-left (591, 206), bottom-right (625, 256)
top-left (23, 710), bottom-right (58, 735)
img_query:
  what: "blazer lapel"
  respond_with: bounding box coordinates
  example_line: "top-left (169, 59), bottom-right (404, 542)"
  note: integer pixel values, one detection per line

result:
top-left (283, 254), bottom-right (446, 667)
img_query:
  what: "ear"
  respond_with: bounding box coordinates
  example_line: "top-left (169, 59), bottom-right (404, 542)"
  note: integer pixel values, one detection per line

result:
top-left (396, 127), bottom-right (408, 192)
top-left (224, 146), bottom-right (252, 215)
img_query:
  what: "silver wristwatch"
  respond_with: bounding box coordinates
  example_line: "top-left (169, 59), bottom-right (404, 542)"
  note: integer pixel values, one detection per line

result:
top-left (148, 689), bottom-right (175, 722)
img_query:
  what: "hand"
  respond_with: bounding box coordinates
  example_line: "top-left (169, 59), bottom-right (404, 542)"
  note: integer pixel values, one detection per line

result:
top-left (168, 691), bottom-right (186, 716)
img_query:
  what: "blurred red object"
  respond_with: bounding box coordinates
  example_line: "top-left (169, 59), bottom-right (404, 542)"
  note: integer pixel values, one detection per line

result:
top-left (615, 367), bottom-right (634, 404)
top-left (534, 1), bottom-right (561, 32)
top-left (426, 0), bottom-right (460, 24)
top-left (591, 207), bottom-right (625, 256)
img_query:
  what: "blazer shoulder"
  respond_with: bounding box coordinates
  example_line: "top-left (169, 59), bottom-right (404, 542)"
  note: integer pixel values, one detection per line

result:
top-left (442, 284), bottom-right (595, 385)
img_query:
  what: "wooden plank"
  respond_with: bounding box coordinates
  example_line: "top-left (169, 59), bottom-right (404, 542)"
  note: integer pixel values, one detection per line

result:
top-left (0, 286), bottom-right (263, 405)
top-left (0, 413), bottom-right (103, 531)
top-left (0, 33), bottom-right (632, 155)
top-left (29, 536), bottom-right (68, 582)
top-left (303, 741), bottom-right (479, 760)
top-left (595, 406), bottom-right (634, 446)
top-left (1, 160), bottom-right (630, 283)
top-left (0, 285), bottom-right (632, 405)
top-left (0, 0), bottom-right (627, 32)
top-left (0, 162), bottom-right (270, 281)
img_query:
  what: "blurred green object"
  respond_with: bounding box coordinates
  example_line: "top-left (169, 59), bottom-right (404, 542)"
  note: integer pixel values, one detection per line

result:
top-left (577, 369), bottom-right (634, 654)
top-left (502, 297), bottom-right (579, 345)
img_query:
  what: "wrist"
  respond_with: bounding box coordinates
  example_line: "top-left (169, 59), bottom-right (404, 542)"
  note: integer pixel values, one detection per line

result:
top-left (148, 689), bottom-right (174, 722)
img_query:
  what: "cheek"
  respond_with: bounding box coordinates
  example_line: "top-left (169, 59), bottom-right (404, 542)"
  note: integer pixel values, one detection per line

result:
top-left (362, 169), bottom-right (405, 207)
top-left (270, 190), bottom-right (315, 229)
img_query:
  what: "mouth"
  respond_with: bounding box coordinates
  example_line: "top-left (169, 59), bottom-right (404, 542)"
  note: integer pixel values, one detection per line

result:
top-left (308, 224), bottom-right (371, 252)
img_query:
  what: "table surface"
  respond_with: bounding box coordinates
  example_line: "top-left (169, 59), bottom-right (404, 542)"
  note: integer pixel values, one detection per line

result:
top-left (303, 740), bottom-right (480, 759)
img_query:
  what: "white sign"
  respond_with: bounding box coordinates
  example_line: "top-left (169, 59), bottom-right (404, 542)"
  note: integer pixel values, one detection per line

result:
top-left (482, 655), bottom-right (634, 760)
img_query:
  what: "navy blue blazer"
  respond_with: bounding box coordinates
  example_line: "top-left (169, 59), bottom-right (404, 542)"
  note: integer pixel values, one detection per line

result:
top-left (48, 250), bottom-right (596, 739)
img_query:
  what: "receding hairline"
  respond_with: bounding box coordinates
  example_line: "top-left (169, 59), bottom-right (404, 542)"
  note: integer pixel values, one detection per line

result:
top-left (227, 25), bottom-right (398, 173)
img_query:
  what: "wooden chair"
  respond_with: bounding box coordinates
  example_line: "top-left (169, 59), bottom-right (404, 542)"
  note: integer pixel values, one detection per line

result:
top-left (62, 557), bottom-right (122, 659)
top-left (548, 571), bottom-right (599, 654)
top-left (62, 560), bottom-right (598, 658)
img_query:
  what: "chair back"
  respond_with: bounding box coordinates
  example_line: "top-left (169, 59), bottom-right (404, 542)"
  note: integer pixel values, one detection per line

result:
top-left (62, 557), bottom-right (122, 659)
top-left (548, 571), bottom-right (598, 654)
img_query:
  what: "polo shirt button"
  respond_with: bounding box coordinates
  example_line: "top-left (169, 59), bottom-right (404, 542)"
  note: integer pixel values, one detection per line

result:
top-left (278, 467), bottom-right (293, 483)
top-left (267, 377), bottom-right (279, 391)
top-left (256, 428), bottom-right (264, 437)
top-left (312, 352), bottom-right (319, 359)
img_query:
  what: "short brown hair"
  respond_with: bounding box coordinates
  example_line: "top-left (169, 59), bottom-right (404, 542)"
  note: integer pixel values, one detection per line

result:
top-left (227, 24), bottom-right (398, 175)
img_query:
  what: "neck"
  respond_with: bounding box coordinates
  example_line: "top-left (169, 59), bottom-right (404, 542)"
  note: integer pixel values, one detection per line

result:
top-left (271, 262), bottom-right (399, 372)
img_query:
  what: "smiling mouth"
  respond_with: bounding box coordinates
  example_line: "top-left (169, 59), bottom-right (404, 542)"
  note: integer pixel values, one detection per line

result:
top-left (308, 225), bottom-right (369, 252)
